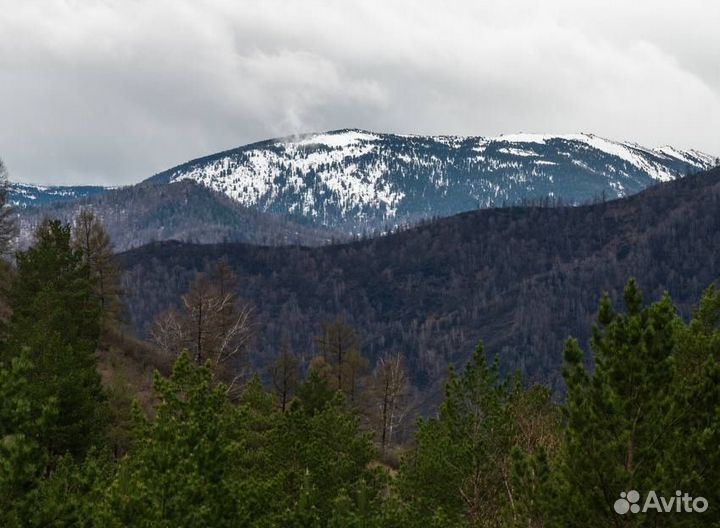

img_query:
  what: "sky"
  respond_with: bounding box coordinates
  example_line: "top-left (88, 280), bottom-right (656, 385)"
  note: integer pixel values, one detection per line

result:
top-left (1, 0), bottom-right (718, 186)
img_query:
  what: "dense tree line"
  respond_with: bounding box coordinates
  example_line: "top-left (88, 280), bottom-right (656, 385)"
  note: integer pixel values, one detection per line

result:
top-left (119, 166), bottom-right (720, 401)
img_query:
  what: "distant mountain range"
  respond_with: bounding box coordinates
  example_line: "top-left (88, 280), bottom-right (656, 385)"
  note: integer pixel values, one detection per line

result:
top-left (11, 129), bottom-right (717, 247)
top-left (15, 181), bottom-right (340, 251)
top-left (10, 182), bottom-right (107, 207)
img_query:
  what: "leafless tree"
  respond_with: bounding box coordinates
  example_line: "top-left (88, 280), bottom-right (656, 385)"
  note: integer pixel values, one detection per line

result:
top-left (72, 208), bottom-right (121, 323)
top-left (315, 318), bottom-right (360, 394)
top-left (151, 260), bottom-right (255, 373)
top-left (270, 339), bottom-right (300, 412)
top-left (369, 353), bottom-right (410, 454)
top-left (151, 308), bottom-right (185, 358)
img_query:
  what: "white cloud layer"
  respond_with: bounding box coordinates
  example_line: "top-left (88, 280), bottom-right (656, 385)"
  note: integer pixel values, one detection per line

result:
top-left (1, 0), bottom-right (718, 185)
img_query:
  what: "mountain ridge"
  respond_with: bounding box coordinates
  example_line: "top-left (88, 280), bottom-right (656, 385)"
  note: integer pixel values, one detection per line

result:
top-left (144, 128), bottom-right (717, 232)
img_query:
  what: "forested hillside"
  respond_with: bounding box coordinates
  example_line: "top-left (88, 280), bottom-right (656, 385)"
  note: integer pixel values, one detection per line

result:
top-left (16, 180), bottom-right (342, 251)
top-left (3, 157), bottom-right (720, 526)
top-left (120, 166), bottom-right (720, 394)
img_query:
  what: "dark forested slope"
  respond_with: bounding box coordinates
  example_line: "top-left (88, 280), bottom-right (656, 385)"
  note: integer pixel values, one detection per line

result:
top-left (119, 166), bottom-right (720, 393)
top-left (16, 180), bottom-right (341, 251)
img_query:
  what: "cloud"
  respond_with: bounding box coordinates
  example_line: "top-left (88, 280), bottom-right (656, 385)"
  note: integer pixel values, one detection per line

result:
top-left (0, 0), bottom-right (718, 185)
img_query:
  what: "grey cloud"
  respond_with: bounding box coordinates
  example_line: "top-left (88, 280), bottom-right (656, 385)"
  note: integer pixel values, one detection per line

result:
top-left (0, 0), bottom-right (718, 185)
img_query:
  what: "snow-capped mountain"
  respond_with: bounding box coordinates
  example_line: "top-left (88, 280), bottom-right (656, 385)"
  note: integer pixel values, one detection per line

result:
top-left (145, 129), bottom-right (717, 232)
top-left (9, 182), bottom-right (108, 207)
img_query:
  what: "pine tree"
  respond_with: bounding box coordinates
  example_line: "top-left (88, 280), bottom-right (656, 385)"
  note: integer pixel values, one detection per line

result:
top-left (4, 220), bottom-right (107, 458)
top-left (551, 280), bottom-right (682, 526)
top-left (273, 379), bottom-right (378, 524)
top-left (398, 345), bottom-right (515, 525)
top-left (658, 285), bottom-right (720, 525)
top-left (398, 344), bottom-right (558, 527)
top-left (97, 353), bottom-right (253, 527)
top-left (0, 352), bottom-right (56, 526)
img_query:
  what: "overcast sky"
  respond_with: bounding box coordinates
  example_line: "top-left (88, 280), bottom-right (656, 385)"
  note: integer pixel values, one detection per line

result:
top-left (1, 0), bottom-right (718, 185)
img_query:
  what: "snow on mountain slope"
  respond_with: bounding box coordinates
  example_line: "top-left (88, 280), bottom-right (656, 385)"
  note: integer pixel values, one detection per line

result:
top-left (146, 129), bottom-right (718, 232)
top-left (10, 182), bottom-right (108, 207)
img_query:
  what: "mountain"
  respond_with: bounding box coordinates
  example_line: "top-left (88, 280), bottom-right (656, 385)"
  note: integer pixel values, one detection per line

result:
top-left (16, 181), bottom-right (341, 251)
top-left (14, 130), bottom-right (716, 247)
top-left (145, 129), bottom-right (717, 232)
top-left (119, 166), bottom-right (720, 398)
top-left (10, 182), bottom-right (108, 206)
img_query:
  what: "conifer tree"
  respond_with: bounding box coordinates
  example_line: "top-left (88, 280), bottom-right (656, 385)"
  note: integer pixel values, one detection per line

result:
top-left (315, 318), bottom-right (363, 398)
top-left (0, 352), bottom-right (56, 526)
top-left (399, 345), bottom-right (515, 525)
top-left (4, 220), bottom-right (107, 458)
top-left (273, 368), bottom-right (379, 522)
top-left (72, 208), bottom-right (121, 325)
top-left (659, 285), bottom-right (720, 525)
top-left (551, 280), bottom-right (683, 526)
top-left (97, 353), bottom-right (253, 526)
top-left (398, 344), bottom-right (558, 527)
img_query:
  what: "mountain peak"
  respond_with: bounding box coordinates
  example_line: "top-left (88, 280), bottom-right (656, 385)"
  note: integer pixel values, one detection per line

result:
top-left (138, 129), bottom-right (716, 232)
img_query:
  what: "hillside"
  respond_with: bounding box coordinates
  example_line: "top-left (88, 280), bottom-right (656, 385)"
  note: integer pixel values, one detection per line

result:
top-left (146, 129), bottom-right (717, 232)
top-left (10, 182), bottom-right (108, 206)
top-left (119, 166), bottom-right (720, 395)
top-left (16, 180), bottom-right (341, 251)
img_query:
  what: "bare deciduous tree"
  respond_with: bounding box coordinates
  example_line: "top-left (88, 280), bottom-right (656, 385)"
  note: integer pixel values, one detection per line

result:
top-left (151, 308), bottom-right (185, 358)
top-left (270, 339), bottom-right (300, 412)
top-left (315, 318), bottom-right (360, 394)
top-left (151, 260), bottom-right (255, 374)
top-left (72, 208), bottom-right (121, 323)
top-left (369, 353), bottom-right (410, 454)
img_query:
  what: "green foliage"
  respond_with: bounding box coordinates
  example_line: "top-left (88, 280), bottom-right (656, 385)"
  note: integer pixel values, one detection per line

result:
top-left (4, 220), bottom-right (107, 458)
top-left (549, 280), bottom-right (720, 526)
top-left (271, 371), bottom-right (380, 523)
top-left (26, 452), bottom-right (113, 528)
top-left (398, 345), bottom-right (559, 527)
top-left (0, 352), bottom-right (56, 526)
top-left (96, 352), bottom-right (253, 527)
top-left (5, 223), bottom-right (720, 528)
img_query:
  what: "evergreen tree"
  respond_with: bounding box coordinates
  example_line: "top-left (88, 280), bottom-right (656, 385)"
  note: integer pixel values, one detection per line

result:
top-left (272, 369), bottom-right (380, 523)
top-left (399, 345), bottom-right (515, 525)
top-left (398, 344), bottom-right (558, 527)
top-left (551, 280), bottom-right (684, 526)
top-left (0, 352), bottom-right (56, 526)
top-left (4, 220), bottom-right (107, 458)
top-left (97, 353), bottom-right (263, 527)
top-left (658, 285), bottom-right (720, 525)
